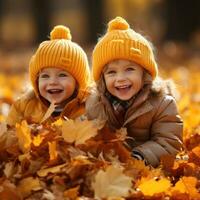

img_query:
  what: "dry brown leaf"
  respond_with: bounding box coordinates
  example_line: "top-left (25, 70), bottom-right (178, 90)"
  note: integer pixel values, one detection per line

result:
top-left (189, 146), bottom-right (200, 165)
top-left (92, 165), bottom-right (133, 198)
top-left (0, 122), bottom-right (7, 137)
top-left (62, 119), bottom-right (98, 145)
top-left (41, 101), bottom-right (56, 123)
top-left (0, 180), bottom-right (22, 200)
top-left (67, 146), bottom-right (86, 158)
top-left (42, 189), bottom-right (56, 200)
top-left (3, 162), bottom-right (15, 178)
top-left (37, 163), bottom-right (67, 177)
top-left (0, 128), bottom-right (18, 150)
top-left (17, 177), bottom-right (42, 198)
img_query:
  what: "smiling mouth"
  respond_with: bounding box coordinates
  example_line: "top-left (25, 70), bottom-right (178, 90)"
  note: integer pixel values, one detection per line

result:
top-left (47, 89), bottom-right (63, 94)
top-left (115, 85), bottom-right (131, 90)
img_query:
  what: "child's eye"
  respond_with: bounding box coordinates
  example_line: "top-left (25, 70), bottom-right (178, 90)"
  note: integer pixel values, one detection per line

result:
top-left (40, 74), bottom-right (49, 78)
top-left (106, 70), bottom-right (116, 75)
top-left (59, 73), bottom-right (67, 77)
top-left (126, 67), bottom-right (135, 71)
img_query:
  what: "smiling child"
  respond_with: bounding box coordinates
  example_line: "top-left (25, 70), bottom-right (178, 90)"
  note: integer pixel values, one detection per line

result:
top-left (7, 25), bottom-right (90, 125)
top-left (86, 17), bottom-right (183, 167)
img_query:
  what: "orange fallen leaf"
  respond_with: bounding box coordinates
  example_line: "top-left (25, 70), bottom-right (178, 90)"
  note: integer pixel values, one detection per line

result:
top-left (64, 186), bottom-right (80, 199)
top-left (48, 141), bottom-right (58, 161)
top-left (138, 177), bottom-right (171, 196)
top-left (16, 120), bottom-right (31, 153)
top-left (32, 134), bottom-right (44, 147)
top-left (189, 146), bottom-right (200, 165)
top-left (170, 176), bottom-right (200, 198)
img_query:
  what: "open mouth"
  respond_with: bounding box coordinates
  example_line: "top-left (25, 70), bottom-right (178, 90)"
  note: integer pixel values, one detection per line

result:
top-left (115, 85), bottom-right (132, 90)
top-left (47, 89), bottom-right (63, 94)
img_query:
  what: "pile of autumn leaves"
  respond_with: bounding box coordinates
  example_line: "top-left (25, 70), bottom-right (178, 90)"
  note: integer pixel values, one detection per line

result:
top-left (0, 65), bottom-right (200, 200)
top-left (0, 117), bottom-right (200, 200)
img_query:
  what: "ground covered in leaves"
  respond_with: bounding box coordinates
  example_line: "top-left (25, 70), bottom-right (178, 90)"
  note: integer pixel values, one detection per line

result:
top-left (0, 49), bottom-right (200, 200)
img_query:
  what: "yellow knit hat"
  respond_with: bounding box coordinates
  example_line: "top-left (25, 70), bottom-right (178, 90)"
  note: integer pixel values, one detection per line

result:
top-left (29, 25), bottom-right (90, 100)
top-left (92, 16), bottom-right (158, 81)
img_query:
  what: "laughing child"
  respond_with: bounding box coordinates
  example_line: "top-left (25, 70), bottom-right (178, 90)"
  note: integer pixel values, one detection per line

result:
top-left (86, 17), bottom-right (183, 167)
top-left (7, 25), bottom-right (90, 126)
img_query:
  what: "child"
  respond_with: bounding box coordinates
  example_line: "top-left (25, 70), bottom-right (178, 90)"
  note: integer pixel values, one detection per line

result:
top-left (7, 25), bottom-right (90, 126)
top-left (86, 17), bottom-right (183, 167)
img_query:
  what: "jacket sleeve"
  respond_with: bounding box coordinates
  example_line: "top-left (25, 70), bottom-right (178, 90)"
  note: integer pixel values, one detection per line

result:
top-left (133, 95), bottom-right (183, 167)
top-left (6, 99), bottom-right (24, 127)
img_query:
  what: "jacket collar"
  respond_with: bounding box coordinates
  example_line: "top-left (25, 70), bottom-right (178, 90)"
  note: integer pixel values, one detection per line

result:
top-left (123, 100), bottom-right (153, 125)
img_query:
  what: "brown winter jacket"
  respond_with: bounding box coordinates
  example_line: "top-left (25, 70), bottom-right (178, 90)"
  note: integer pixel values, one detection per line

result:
top-left (6, 90), bottom-right (86, 126)
top-left (86, 77), bottom-right (183, 167)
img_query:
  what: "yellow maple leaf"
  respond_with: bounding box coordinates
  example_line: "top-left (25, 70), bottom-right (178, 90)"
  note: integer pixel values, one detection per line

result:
top-left (32, 134), bottom-right (44, 147)
top-left (170, 176), bottom-right (200, 198)
top-left (62, 119), bottom-right (98, 145)
top-left (48, 141), bottom-right (57, 161)
top-left (16, 120), bottom-right (31, 153)
top-left (138, 177), bottom-right (171, 196)
top-left (92, 165), bottom-right (133, 198)
top-left (51, 118), bottom-right (63, 126)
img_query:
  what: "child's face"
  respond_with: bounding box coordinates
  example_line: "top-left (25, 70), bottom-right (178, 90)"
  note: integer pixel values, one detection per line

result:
top-left (38, 68), bottom-right (76, 104)
top-left (103, 59), bottom-right (143, 101)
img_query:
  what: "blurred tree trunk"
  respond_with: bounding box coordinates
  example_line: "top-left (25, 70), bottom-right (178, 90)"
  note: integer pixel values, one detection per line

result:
top-left (85, 0), bottom-right (104, 43)
top-left (31, 0), bottom-right (51, 43)
top-left (164, 0), bottom-right (200, 42)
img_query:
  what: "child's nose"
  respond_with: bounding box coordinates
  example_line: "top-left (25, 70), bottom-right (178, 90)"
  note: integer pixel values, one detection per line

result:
top-left (49, 76), bottom-right (58, 84)
top-left (116, 73), bottom-right (126, 81)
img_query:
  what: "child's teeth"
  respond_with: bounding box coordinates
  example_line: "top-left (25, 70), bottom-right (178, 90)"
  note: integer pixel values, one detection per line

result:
top-left (48, 89), bottom-right (62, 93)
top-left (117, 85), bottom-right (128, 88)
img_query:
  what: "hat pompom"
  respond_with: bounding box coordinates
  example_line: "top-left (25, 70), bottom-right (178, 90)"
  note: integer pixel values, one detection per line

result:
top-left (50, 25), bottom-right (72, 40)
top-left (108, 16), bottom-right (129, 32)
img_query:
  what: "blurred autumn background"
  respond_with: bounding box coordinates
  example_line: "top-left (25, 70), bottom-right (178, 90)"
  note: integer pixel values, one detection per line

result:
top-left (0, 1), bottom-right (200, 199)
